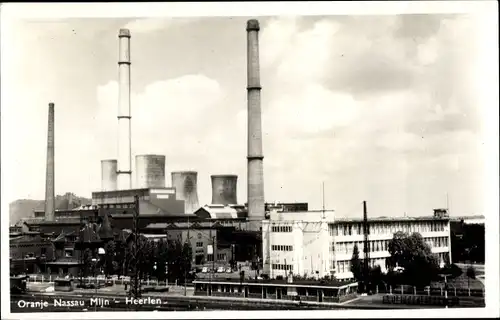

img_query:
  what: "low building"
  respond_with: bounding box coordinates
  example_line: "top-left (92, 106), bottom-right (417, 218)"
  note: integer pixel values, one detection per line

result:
top-left (262, 209), bottom-right (452, 280)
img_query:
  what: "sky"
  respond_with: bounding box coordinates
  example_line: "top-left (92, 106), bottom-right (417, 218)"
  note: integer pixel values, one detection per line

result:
top-left (0, 13), bottom-right (492, 218)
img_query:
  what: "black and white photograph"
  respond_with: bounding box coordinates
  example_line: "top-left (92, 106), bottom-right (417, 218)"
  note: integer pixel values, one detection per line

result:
top-left (1, 2), bottom-right (498, 319)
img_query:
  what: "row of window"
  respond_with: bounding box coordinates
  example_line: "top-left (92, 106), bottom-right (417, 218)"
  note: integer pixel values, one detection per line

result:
top-left (332, 237), bottom-right (449, 255)
top-left (425, 237), bottom-right (449, 248)
top-left (272, 226), bottom-right (293, 233)
top-left (206, 253), bottom-right (227, 262)
top-left (196, 242), bottom-right (204, 248)
top-left (329, 221), bottom-right (447, 237)
top-left (335, 258), bottom-right (387, 273)
top-left (271, 245), bottom-right (293, 252)
top-left (272, 264), bottom-right (294, 271)
top-left (336, 252), bottom-right (450, 274)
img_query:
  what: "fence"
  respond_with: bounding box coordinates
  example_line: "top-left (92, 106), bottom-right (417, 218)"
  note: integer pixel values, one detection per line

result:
top-left (26, 275), bottom-right (174, 287)
top-left (382, 294), bottom-right (460, 307)
top-left (374, 284), bottom-right (484, 298)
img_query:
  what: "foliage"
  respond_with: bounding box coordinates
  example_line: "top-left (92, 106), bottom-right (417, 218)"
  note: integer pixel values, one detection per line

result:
top-left (467, 266), bottom-right (476, 279)
top-left (83, 234), bottom-right (194, 284)
top-left (440, 263), bottom-right (462, 279)
top-left (387, 231), bottom-right (439, 286)
top-left (102, 240), bottom-right (116, 276)
top-left (450, 223), bottom-right (485, 263)
top-left (81, 248), bottom-right (93, 277)
top-left (350, 243), bottom-right (364, 282)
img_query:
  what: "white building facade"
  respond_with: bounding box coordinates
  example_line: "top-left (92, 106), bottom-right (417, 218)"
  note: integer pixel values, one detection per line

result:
top-left (262, 210), bottom-right (452, 280)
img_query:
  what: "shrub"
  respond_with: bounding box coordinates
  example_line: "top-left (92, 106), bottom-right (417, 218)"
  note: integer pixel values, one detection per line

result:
top-left (466, 266), bottom-right (476, 279)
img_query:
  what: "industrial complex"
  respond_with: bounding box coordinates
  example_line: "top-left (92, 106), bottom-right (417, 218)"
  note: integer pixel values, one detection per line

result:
top-left (10, 19), bottom-right (453, 283)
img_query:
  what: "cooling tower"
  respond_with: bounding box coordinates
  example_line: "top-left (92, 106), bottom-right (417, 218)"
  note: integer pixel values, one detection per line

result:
top-left (246, 19), bottom-right (265, 224)
top-left (101, 159), bottom-right (118, 191)
top-left (211, 175), bottom-right (238, 205)
top-left (171, 171), bottom-right (200, 214)
top-left (136, 155), bottom-right (166, 189)
top-left (44, 102), bottom-right (55, 221)
top-left (117, 28), bottom-right (132, 190)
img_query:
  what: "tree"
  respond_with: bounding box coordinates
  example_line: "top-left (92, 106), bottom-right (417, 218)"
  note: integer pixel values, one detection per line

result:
top-left (102, 240), bottom-right (116, 276)
top-left (350, 243), bottom-right (363, 282)
top-left (467, 266), bottom-right (476, 279)
top-left (81, 248), bottom-right (93, 277)
top-left (388, 232), bottom-right (439, 286)
top-left (155, 239), bottom-right (168, 282)
top-left (181, 241), bottom-right (193, 284)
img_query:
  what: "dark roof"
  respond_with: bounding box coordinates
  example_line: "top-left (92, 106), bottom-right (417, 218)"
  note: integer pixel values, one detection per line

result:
top-left (98, 212), bottom-right (114, 239)
top-left (79, 223), bottom-right (102, 243)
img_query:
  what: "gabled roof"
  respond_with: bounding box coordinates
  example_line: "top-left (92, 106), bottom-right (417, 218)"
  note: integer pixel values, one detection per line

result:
top-left (98, 212), bottom-right (114, 239)
top-left (194, 205), bottom-right (248, 220)
top-left (79, 223), bottom-right (102, 243)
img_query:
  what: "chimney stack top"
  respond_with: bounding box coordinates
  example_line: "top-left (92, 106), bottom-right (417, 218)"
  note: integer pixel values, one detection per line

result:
top-left (246, 19), bottom-right (260, 31)
top-left (211, 174), bottom-right (238, 178)
top-left (119, 28), bottom-right (131, 38)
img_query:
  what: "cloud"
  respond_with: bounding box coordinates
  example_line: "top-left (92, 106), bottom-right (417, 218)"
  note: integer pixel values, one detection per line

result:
top-left (250, 14), bottom-right (485, 213)
top-left (3, 15), bottom-right (486, 218)
top-left (96, 73), bottom-right (223, 154)
top-left (94, 73), bottom-right (247, 203)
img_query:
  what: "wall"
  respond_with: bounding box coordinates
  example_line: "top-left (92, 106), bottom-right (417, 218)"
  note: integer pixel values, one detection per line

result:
top-left (9, 234), bottom-right (55, 260)
top-left (263, 214), bottom-right (452, 280)
top-left (331, 219), bottom-right (451, 279)
top-left (263, 211), bottom-right (332, 279)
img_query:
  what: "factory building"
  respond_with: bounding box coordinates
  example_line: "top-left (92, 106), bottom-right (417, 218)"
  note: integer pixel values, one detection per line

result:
top-left (262, 209), bottom-right (452, 280)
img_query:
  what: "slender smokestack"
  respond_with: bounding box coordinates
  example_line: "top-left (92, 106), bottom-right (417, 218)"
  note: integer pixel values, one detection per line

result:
top-left (246, 19), bottom-right (265, 225)
top-left (117, 28), bottom-right (132, 190)
top-left (44, 102), bottom-right (55, 221)
top-left (211, 175), bottom-right (238, 205)
top-left (172, 171), bottom-right (200, 214)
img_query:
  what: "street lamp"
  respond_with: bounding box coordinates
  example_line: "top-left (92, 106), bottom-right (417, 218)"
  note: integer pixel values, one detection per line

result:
top-left (93, 247), bottom-right (106, 312)
top-left (438, 273), bottom-right (451, 308)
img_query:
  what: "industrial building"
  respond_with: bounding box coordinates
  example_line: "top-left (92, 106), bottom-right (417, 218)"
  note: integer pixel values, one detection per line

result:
top-left (10, 19), bottom-right (268, 277)
top-left (9, 17), bottom-right (458, 287)
top-left (262, 208), bottom-right (452, 280)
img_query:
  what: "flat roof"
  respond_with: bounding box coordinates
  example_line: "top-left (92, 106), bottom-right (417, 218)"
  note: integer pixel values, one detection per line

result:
top-left (333, 216), bottom-right (450, 223)
top-left (193, 279), bottom-right (358, 289)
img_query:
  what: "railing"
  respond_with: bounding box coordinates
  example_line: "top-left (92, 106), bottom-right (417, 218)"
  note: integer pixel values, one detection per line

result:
top-left (373, 284), bottom-right (485, 297)
top-left (382, 294), bottom-right (460, 307)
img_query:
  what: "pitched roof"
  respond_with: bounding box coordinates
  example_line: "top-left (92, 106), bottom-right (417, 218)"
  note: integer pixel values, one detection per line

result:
top-left (195, 205), bottom-right (248, 219)
top-left (98, 212), bottom-right (114, 239)
top-left (79, 223), bottom-right (102, 243)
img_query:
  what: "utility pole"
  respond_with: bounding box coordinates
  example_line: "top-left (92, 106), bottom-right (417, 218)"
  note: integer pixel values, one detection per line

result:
top-left (322, 182), bottom-right (326, 219)
top-left (212, 236), bottom-right (216, 280)
top-left (184, 214), bottom-right (190, 296)
top-left (128, 195), bottom-right (141, 299)
top-left (78, 213), bottom-right (85, 286)
top-left (363, 201), bottom-right (370, 294)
